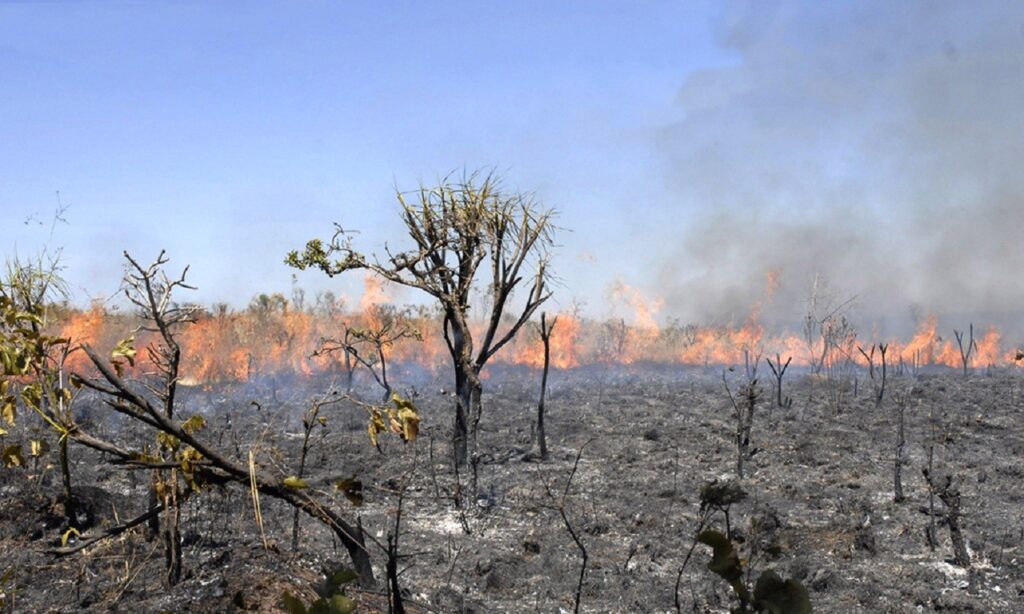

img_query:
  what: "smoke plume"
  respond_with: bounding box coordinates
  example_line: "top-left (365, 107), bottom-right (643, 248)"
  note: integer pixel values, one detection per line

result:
top-left (658, 1), bottom-right (1024, 336)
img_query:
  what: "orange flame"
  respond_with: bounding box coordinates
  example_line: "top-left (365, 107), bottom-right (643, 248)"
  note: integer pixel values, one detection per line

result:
top-left (49, 281), bottom-right (1023, 384)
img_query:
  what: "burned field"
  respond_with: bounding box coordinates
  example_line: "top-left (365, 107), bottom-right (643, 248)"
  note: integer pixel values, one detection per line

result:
top-left (1, 364), bottom-right (1022, 613)
top-left (4, 179), bottom-right (1024, 614)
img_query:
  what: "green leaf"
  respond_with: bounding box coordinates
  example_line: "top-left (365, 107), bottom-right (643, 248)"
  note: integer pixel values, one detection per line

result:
top-left (2, 445), bottom-right (24, 468)
top-left (111, 336), bottom-right (136, 365)
top-left (753, 570), bottom-right (812, 614)
top-left (333, 477), bottom-right (364, 507)
top-left (697, 530), bottom-right (749, 601)
top-left (29, 439), bottom-right (49, 457)
top-left (389, 394), bottom-right (421, 442)
top-left (284, 476), bottom-right (309, 489)
top-left (281, 591), bottom-right (307, 614)
top-left (698, 530), bottom-right (742, 581)
top-left (61, 526), bottom-right (81, 547)
top-left (323, 568), bottom-right (357, 595)
top-left (181, 415), bottom-right (207, 435)
top-left (111, 336), bottom-right (136, 373)
top-left (21, 384), bottom-right (42, 411)
top-left (155, 432), bottom-right (179, 452)
top-left (327, 594), bottom-right (356, 614)
top-left (367, 409), bottom-right (386, 447)
top-left (1, 398), bottom-right (15, 426)
top-left (13, 311), bottom-right (43, 326)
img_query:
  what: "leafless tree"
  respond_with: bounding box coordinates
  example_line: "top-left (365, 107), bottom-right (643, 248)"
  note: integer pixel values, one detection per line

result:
top-left (858, 343), bottom-right (889, 408)
top-left (723, 369), bottom-right (761, 479)
top-left (117, 250), bottom-right (197, 584)
top-left (954, 324), bottom-right (977, 377)
top-left (596, 317), bottom-right (627, 406)
top-left (531, 312), bottom-right (557, 461)
top-left (765, 354), bottom-right (792, 410)
top-left (541, 440), bottom-right (591, 613)
top-left (802, 275), bottom-right (856, 375)
top-left (892, 389), bottom-right (909, 503)
top-left (822, 315), bottom-right (857, 415)
top-left (923, 470), bottom-right (971, 567)
top-left (291, 391), bottom-right (340, 551)
top-left (315, 305), bottom-right (420, 401)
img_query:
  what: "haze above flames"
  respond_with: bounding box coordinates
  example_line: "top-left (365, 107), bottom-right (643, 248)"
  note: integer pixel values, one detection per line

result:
top-left (654, 1), bottom-right (1024, 337)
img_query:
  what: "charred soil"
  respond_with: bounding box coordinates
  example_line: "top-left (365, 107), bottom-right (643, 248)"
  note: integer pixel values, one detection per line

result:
top-left (1, 368), bottom-right (1022, 613)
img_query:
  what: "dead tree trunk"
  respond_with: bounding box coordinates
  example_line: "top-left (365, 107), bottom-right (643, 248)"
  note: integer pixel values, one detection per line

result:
top-left (724, 372), bottom-right (760, 479)
top-left (766, 354), bottom-right (792, 409)
top-left (859, 343), bottom-right (889, 408)
top-left (448, 309), bottom-right (474, 468)
top-left (163, 473), bottom-right (182, 585)
top-left (954, 324), bottom-right (977, 377)
top-left (893, 391), bottom-right (907, 503)
top-left (58, 436), bottom-right (75, 524)
top-left (925, 441), bottom-right (938, 551)
top-left (533, 313), bottom-right (557, 461)
top-left (740, 382), bottom-right (758, 467)
top-left (924, 470), bottom-right (971, 567)
top-left (878, 343), bottom-right (888, 407)
top-left (468, 377), bottom-right (483, 498)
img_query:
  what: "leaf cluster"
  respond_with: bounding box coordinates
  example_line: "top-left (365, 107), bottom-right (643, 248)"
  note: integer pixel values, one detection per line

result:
top-left (282, 567), bottom-right (357, 614)
top-left (367, 392), bottom-right (420, 448)
top-left (288, 171), bottom-right (556, 371)
top-left (0, 265), bottom-right (76, 463)
top-left (698, 530), bottom-right (811, 613)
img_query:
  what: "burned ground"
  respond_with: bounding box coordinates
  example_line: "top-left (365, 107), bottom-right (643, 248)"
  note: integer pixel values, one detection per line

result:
top-left (1, 367), bottom-right (1022, 613)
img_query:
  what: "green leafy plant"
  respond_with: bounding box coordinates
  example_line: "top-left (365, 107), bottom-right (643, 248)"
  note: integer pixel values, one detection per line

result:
top-left (698, 530), bottom-right (811, 613)
top-left (0, 254), bottom-right (81, 528)
top-left (676, 481), bottom-right (811, 613)
top-left (282, 567), bottom-right (358, 614)
top-left (0, 566), bottom-right (15, 612)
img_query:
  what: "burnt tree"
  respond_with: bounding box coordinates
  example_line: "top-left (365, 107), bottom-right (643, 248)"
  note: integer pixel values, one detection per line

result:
top-left (858, 343), bottom-right (889, 408)
top-left (531, 312), bottom-right (557, 461)
top-left (954, 324), bottom-right (977, 377)
top-left (723, 369), bottom-right (761, 479)
top-left (892, 390), bottom-right (908, 503)
top-left (315, 304), bottom-right (420, 402)
top-left (765, 353), bottom-right (792, 409)
top-left (288, 172), bottom-right (555, 469)
top-left (64, 252), bottom-right (376, 586)
top-left (923, 470), bottom-right (971, 567)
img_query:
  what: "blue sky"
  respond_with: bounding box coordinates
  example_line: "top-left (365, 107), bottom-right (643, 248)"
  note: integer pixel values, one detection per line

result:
top-left (3, 1), bottom-right (728, 314)
top-left (5, 1), bottom-right (1023, 331)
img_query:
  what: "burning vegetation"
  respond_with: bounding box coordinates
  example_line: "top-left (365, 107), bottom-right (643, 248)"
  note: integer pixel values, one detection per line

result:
top-left (54, 279), bottom-right (1021, 387)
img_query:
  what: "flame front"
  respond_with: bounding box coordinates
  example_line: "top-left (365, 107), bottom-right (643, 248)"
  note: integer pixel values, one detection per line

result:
top-left (52, 281), bottom-right (1021, 384)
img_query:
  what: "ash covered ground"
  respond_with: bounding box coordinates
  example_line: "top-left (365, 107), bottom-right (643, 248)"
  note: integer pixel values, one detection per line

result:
top-left (1, 366), bottom-right (1022, 613)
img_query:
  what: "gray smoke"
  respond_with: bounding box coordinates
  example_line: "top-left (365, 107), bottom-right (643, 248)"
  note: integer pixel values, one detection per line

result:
top-left (658, 1), bottom-right (1024, 337)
